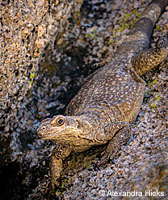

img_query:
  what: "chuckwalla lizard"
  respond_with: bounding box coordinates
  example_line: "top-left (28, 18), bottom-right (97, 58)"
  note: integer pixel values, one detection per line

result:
top-left (37, 0), bottom-right (168, 189)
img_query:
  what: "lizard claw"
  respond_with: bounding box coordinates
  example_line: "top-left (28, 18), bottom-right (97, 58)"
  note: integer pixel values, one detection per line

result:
top-left (51, 180), bottom-right (60, 191)
top-left (93, 151), bottom-right (114, 167)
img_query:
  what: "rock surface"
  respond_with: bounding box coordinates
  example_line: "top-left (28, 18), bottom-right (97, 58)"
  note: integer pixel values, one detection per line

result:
top-left (0, 0), bottom-right (168, 199)
top-left (0, 0), bottom-right (83, 199)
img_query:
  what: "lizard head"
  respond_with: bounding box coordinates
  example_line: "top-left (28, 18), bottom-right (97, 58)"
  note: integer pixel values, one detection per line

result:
top-left (37, 115), bottom-right (94, 147)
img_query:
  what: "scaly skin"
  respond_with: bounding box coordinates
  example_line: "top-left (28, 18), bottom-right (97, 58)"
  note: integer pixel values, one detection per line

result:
top-left (37, 0), bottom-right (168, 190)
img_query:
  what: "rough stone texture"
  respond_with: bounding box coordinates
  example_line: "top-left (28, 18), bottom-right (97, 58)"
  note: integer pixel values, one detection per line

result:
top-left (0, 0), bottom-right (83, 199)
top-left (0, 0), bottom-right (83, 164)
top-left (0, 0), bottom-right (168, 199)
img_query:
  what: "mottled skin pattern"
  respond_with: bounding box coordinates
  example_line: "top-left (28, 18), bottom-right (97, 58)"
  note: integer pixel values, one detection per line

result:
top-left (37, 0), bottom-right (168, 189)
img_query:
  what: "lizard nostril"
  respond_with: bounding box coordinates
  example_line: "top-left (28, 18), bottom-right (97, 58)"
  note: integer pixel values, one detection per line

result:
top-left (37, 125), bottom-right (46, 137)
top-left (41, 126), bottom-right (46, 131)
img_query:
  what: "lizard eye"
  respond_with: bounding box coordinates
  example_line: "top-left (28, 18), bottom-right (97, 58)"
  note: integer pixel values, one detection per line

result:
top-left (57, 117), bottom-right (64, 126)
top-left (51, 116), bottom-right (65, 126)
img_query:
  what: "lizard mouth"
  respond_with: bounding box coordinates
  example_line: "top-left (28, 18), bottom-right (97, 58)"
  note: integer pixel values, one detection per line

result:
top-left (37, 116), bottom-right (81, 140)
top-left (37, 125), bottom-right (61, 139)
top-left (38, 125), bottom-right (81, 140)
top-left (37, 118), bottom-right (52, 138)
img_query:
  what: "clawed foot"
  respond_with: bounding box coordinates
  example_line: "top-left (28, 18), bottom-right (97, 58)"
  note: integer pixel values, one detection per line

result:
top-left (96, 125), bottom-right (132, 167)
top-left (51, 180), bottom-right (60, 191)
top-left (96, 149), bottom-right (117, 167)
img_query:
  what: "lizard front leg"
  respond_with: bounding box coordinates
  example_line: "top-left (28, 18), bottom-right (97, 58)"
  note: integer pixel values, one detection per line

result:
top-left (99, 125), bottom-right (132, 165)
top-left (51, 144), bottom-right (71, 190)
top-left (51, 156), bottom-right (63, 189)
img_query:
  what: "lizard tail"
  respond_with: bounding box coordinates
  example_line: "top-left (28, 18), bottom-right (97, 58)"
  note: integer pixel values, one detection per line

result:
top-left (117, 0), bottom-right (168, 55)
top-left (130, 0), bottom-right (168, 76)
top-left (132, 0), bottom-right (168, 40)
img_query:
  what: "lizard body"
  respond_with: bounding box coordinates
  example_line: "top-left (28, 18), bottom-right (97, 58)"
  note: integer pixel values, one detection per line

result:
top-left (37, 0), bottom-right (168, 189)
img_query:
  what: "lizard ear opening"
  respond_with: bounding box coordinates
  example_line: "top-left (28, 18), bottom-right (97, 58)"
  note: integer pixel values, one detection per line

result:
top-left (51, 116), bottom-right (65, 127)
